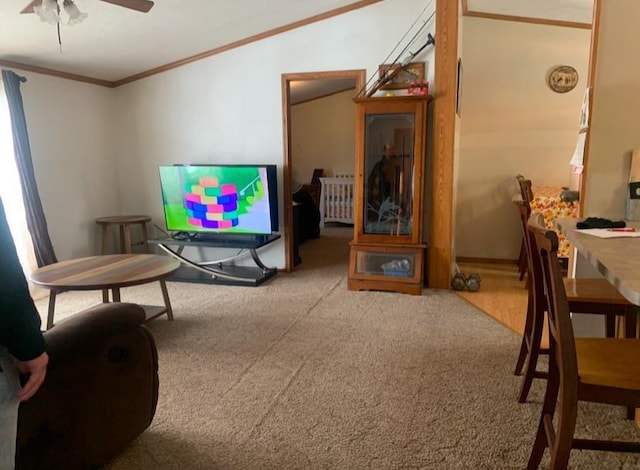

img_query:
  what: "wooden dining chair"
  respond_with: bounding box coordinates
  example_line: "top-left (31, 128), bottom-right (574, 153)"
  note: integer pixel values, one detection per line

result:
top-left (515, 175), bottom-right (533, 281)
top-left (525, 215), bottom-right (640, 469)
top-left (516, 174), bottom-right (534, 203)
top-left (513, 204), bottom-right (637, 405)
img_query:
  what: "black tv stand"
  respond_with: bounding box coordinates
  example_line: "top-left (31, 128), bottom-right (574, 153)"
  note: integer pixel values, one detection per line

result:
top-left (148, 233), bottom-right (280, 286)
top-left (179, 232), bottom-right (274, 245)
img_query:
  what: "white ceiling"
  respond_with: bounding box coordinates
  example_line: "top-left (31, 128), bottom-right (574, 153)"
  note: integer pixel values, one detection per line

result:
top-left (0, 0), bottom-right (365, 82)
top-left (0, 0), bottom-right (594, 86)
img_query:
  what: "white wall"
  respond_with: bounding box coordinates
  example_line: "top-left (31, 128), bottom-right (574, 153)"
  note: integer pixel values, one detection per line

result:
top-left (19, 73), bottom-right (118, 260)
top-left (112, 0), bottom-right (435, 268)
top-left (583, 0), bottom-right (640, 217)
top-left (8, 0), bottom-right (435, 267)
top-left (291, 88), bottom-right (356, 183)
top-left (455, 17), bottom-right (591, 260)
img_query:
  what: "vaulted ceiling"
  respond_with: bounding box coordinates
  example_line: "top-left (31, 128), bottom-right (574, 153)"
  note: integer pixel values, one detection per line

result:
top-left (0, 0), bottom-right (594, 88)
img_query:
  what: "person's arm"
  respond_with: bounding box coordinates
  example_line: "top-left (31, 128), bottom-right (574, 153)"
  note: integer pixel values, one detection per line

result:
top-left (0, 198), bottom-right (47, 400)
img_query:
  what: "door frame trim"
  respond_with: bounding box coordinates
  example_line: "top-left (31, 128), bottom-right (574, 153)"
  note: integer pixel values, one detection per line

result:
top-left (281, 69), bottom-right (366, 271)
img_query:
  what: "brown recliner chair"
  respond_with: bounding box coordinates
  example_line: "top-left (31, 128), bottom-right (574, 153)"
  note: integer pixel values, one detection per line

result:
top-left (15, 302), bottom-right (159, 470)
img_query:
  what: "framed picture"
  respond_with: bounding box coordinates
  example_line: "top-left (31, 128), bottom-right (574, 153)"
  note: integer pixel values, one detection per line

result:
top-left (378, 62), bottom-right (425, 90)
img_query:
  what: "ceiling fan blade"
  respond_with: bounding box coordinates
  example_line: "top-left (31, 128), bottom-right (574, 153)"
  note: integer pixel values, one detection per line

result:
top-left (20, 0), bottom-right (41, 14)
top-left (100, 0), bottom-right (154, 13)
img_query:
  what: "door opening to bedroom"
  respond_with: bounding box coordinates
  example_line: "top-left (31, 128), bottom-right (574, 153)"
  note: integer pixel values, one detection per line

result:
top-left (282, 70), bottom-right (365, 272)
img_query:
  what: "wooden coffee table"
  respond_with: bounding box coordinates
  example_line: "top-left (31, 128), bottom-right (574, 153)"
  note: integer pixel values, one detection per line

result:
top-left (31, 254), bottom-right (181, 329)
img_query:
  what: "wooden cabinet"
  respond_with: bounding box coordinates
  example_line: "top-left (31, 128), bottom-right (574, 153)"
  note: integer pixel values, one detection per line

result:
top-left (348, 96), bottom-right (429, 295)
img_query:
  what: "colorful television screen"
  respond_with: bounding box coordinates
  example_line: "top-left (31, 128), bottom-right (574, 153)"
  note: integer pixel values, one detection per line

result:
top-left (159, 164), bottom-right (278, 235)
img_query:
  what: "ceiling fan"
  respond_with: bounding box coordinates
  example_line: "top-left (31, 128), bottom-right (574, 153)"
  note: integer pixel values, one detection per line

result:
top-left (20, 0), bottom-right (155, 15)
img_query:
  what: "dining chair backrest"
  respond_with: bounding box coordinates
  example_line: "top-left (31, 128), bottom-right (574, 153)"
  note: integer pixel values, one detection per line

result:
top-left (516, 174), bottom-right (534, 204)
top-left (515, 175), bottom-right (534, 283)
top-left (516, 197), bottom-right (532, 255)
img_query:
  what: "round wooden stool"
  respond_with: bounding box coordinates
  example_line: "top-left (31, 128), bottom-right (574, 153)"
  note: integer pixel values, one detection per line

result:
top-left (95, 215), bottom-right (151, 254)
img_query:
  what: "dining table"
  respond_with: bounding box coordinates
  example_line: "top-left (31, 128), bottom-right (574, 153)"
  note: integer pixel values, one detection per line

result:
top-left (555, 217), bottom-right (640, 307)
top-left (514, 187), bottom-right (579, 259)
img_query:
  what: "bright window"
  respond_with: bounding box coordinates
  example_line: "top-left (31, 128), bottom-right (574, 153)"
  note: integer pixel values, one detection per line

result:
top-left (0, 78), bottom-right (36, 277)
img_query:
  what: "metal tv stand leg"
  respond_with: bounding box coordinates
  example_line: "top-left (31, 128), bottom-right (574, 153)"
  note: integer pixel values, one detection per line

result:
top-left (250, 248), bottom-right (272, 273)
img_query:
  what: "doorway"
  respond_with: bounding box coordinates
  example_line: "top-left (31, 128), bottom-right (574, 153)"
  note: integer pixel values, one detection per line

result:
top-left (281, 69), bottom-right (366, 271)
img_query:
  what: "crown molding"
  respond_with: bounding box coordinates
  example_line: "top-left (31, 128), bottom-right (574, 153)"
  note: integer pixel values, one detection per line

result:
top-left (0, 59), bottom-right (114, 87)
top-left (462, 0), bottom-right (591, 30)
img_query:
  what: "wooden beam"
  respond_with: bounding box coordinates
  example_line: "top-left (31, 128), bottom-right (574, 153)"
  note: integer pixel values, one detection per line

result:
top-left (429, 0), bottom-right (458, 289)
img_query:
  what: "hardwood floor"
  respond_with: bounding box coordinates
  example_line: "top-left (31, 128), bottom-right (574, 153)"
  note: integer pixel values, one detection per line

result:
top-left (455, 260), bottom-right (527, 337)
top-left (457, 259), bottom-right (640, 424)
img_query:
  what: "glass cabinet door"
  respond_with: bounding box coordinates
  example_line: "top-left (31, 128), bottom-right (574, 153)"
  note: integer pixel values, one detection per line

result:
top-left (363, 112), bottom-right (415, 236)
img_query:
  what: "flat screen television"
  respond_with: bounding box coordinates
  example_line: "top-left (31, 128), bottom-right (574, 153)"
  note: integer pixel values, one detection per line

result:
top-left (158, 164), bottom-right (279, 236)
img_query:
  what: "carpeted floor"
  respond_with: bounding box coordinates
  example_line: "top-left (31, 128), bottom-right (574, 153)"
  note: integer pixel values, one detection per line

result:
top-left (35, 226), bottom-right (640, 469)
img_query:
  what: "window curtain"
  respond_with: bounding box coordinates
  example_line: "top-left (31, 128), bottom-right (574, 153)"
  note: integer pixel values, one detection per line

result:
top-left (1, 70), bottom-right (58, 267)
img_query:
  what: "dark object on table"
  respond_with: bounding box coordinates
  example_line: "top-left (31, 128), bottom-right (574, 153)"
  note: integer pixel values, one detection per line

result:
top-left (576, 217), bottom-right (626, 229)
top-left (16, 302), bottom-right (158, 470)
top-left (560, 190), bottom-right (580, 202)
top-left (293, 189), bottom-right (320, 242)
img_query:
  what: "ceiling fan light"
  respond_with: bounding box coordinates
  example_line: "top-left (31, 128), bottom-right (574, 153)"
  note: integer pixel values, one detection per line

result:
top-left (63, 0), bottom-right (87, 25)
top-left (34, 0), bottom-right (60, 25)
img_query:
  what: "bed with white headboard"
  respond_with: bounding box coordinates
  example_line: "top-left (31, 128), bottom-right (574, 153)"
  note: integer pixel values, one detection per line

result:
top-left (318, 173), bottom-right (355, 227)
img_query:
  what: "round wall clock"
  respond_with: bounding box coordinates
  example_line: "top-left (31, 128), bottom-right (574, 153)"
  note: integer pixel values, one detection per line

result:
top-left (548, 65), bottom-right (579, 93)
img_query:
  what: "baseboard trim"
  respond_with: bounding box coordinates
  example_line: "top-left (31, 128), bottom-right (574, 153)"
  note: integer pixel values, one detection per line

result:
top-left (456, 257), bottom-right (518, 265)
top-left (456, 255), bottom-right (568, 274)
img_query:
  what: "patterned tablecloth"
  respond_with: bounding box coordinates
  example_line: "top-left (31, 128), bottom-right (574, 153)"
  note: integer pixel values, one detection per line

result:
top-left (530, 186), bottom-right (579, 258)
